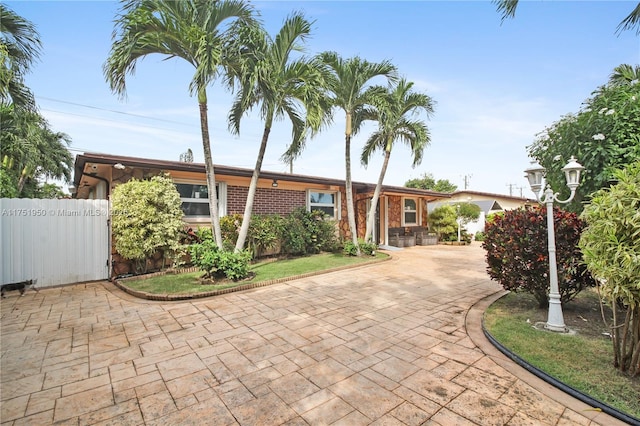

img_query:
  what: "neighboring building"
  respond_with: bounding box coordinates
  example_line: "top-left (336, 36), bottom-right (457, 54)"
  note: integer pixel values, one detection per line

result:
top-left (427, 190), bottom-right (535, 236)
top-left (73, 153), bottom-right (449, 275)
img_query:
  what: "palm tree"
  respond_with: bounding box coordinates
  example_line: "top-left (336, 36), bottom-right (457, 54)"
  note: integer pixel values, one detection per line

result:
top-left (0, 3), bottom-right (41, 111)
top-left (0, 106), bottom-right (72, 194)
top-left (103, 0), bottom-right (257, 249)
top-left (609, 64), bottom-right (640, 86)
top-left (316, 51), bottom-right (397, 253)
top-left (494, 0), bottom-right (640, 35)
top-left (228, 13), bottom-right (328, 252)
top-left (360, 79), bottom-right (434, 243)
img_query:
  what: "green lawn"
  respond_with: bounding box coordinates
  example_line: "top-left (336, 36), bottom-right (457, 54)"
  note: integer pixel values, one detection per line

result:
top-left (122, 252), bottom-right (388, 295)
top-left (484, 291), bottom-right (640, 420)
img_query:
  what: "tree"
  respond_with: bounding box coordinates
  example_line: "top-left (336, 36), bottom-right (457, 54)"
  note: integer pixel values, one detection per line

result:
top-left (494, 0), bottom-right (640, 35)
top-left (528, 65), bottom-right (640, 213)
top-left (579, 161), bottom-right (640, 377)
top-left (0, 105), bottom-right (73, 196)
top-left (455, 202), bottom-right (481, 226)
top-left (405, 172), bottom-right (457, 192)
top-left (111, 174), bottom-right (184, 273)
top-left (227, 13), bottom-right (328, 252)
top-left (104, 0), bottom-right (257, 249)
top-left (313, 51), bottom-right (397, 253)
top-left (0, 3), bottom-right (41, 111)
top-left (609, 64), bottom-right (640, 86)
top-left (360, 79), bottom-right (434, 242)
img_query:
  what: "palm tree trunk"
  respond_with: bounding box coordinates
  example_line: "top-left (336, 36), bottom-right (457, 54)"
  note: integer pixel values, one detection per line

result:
top-left (364, 147), bottom-right (391, 243)
top-left (344, 131), bottom-right (360, 254)
top-left (235, 123), bottom-right (271, 252)
top-left (198, 90), bottom-right (223, 249)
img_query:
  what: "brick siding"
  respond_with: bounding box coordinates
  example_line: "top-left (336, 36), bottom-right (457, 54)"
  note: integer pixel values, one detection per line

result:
top-left (227, 185), bottom-right (307, 215)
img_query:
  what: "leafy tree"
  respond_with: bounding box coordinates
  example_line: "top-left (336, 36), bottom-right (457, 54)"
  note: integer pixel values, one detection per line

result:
top-left (483, 206), bottom-right (595, 308)
top-left (0, 3), bottom-right (41, 111)
top-left (609, 64), bottom-right (640, 86)
top-left (528, 65), bottom-right (640, 212)
top-left (579, 161), bottom-right (640, 377)
top-left (360, 78), bottom-right (434, 242)
top-left (455, 202), bottom-right (481, 226)
top-left (305, 51), bottom-right (397, 254)
top-left (405, 172), bottom-right (457, 192)
top-left (227, 13), bottom-right (328, 252)
top-left (111, 175), bottom-right (184, 273)
top-left (494, 0), bottom-right (640, 35)
top-left (104, 0), bottom-right (257, 249)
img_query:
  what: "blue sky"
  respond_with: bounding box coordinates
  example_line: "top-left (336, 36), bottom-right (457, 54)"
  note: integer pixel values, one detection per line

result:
top-left (7, 1), bottom-right (640, 196)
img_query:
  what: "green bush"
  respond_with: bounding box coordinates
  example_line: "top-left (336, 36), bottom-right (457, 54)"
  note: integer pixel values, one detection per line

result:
top-left (579, 161), bottom-right (640, 376)
top-left (247, 214), bottom-right (284, 257)
top-left (111, 174), bottom-right (184, 273)
top-left (483, 206), bottom-right (595, 308)
top-left (474, 231), bottom-right (486, 242)
top-left (343, 239), bottom-right (376, 256)
top-left (189, 234), bottom-right (251, 281)
top-left (281, 208), bottom-right (339, 255)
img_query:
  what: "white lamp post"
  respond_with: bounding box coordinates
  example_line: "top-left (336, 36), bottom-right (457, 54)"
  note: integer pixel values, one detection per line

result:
top-left (524, 156), bottom-right (584, 332)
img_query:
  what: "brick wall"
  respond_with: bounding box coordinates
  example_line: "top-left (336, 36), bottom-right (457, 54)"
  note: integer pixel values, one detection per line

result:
top-left (227, 185), bottom-right (307, 215)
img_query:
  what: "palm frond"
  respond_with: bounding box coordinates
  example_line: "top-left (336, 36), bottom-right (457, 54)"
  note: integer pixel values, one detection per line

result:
top-left (616, 2), bottom-right (640, 35)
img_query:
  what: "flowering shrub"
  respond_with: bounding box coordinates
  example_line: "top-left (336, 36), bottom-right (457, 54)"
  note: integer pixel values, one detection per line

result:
top-left (483, 206), bottom-right (595, 308)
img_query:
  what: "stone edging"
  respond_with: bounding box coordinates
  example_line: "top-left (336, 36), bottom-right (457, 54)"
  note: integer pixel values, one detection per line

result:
top-left (114, 254), bottom-right (391, 301)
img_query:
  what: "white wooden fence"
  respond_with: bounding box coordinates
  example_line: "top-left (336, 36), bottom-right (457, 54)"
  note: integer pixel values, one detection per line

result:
top-left (1, 198), bottom-right (110, 288)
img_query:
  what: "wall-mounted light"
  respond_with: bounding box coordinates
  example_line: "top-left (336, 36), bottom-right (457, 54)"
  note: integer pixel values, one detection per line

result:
top-left (113, 163), bottom-right (126, 170)
top-left (272, 179), bottom-right (278, 187)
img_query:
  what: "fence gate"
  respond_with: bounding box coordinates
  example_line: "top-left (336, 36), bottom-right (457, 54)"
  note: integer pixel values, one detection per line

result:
top-left (1, 198), bottom-right (110, 288)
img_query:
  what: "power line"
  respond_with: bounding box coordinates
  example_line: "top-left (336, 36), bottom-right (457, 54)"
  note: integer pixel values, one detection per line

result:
top-left (38, 96), bottom-right (194, 127)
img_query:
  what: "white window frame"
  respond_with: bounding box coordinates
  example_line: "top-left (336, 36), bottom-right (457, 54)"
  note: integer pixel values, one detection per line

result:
top-left (174, 180), bottom-right (226, 221)
top-left (307, 190), bottom-right (341, 220)
top-left (401, 197), bottom-right (420, 226)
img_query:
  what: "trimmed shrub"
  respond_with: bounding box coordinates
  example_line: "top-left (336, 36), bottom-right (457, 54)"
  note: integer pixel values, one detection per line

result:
top-left (483, 206), bottom-right (595, 308)
top-left (111, 174), bottom-right (184, 273)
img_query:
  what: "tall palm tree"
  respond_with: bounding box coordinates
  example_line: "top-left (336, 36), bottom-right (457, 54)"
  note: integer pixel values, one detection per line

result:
top-left (0, 3), bottom-right (41, 111)
top-left (360, 79), bottom-right (434, 243)
top-left (494, 0), bottom-right (640, 35)
top-left (103, 0), bottom-right (257, 249)
top-left (316, 52), bottom-right (397, 253)
top-left (609, 64), bottom-right (640, 86)
top-left (228, 13), bottom-right (328, 252)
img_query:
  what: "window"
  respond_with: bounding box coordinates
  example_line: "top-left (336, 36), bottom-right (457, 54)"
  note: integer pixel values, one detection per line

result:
top-left (403, 197), bottom-right (418, 225)
top-left (175, 181), bottom-right (226, 219)
top-left (308, 190), bottom-right (340, 219)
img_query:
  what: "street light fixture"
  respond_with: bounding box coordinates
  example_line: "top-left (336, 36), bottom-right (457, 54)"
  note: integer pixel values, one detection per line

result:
top-left (524, 156), bottom-right (584, 332)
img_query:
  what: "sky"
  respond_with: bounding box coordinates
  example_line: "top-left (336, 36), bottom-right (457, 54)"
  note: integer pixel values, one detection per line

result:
top-left (6, 0), bottom-right (640, 197)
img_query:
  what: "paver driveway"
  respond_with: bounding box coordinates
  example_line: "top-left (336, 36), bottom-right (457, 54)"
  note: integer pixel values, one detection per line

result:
top-left (1, 244), bottom-right (623, 425)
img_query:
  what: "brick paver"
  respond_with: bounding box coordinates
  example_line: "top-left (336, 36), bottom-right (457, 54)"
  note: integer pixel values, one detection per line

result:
top-left (0, 244), bottom-right (625, 425)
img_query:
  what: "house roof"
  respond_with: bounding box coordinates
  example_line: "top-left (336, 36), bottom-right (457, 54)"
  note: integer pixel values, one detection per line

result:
top-left (427, 199), bottom-right (504, 214)
top-left (451, 190), bottom-right (534, 203)
top-left (73, 152), bottom-right (450, 200)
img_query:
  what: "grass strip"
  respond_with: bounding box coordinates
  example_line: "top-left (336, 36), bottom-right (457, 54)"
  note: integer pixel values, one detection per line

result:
top-left (484, 292), bottom-right (640, 419)
top-left (123, 252), bottom-right (387, 295)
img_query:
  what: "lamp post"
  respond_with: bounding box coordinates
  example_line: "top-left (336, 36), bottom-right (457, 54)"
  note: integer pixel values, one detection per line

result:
top-left (524, 156), bottom-right (584, 332)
